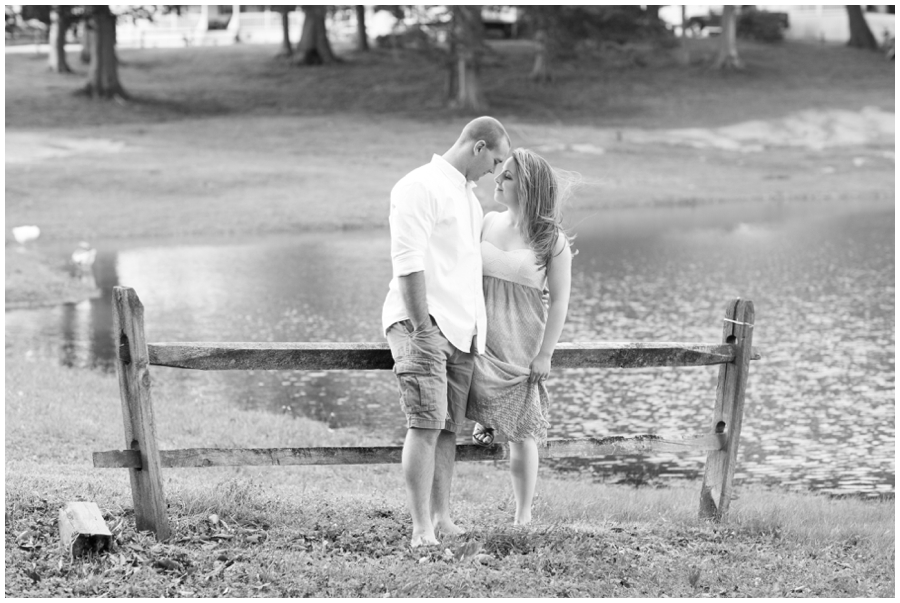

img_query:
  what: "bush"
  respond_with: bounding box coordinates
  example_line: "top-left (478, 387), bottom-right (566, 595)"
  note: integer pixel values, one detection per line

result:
top-left (738, 10), bottom-right (787, 43)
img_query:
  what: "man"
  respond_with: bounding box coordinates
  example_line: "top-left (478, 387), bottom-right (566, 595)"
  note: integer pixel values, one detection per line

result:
top-left (382, 116), bottom-right (511, 547)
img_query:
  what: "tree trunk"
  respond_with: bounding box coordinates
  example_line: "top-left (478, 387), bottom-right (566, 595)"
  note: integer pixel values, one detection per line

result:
top-left (81, 21), bottom-right (93, 64)
top-left (355, 5), bottom-right (369, 51)
top-left (846, 5), bottom-right (878, 50)
top-left (297, 5), bottom-right (337, 65)
top-left (82, 6), bottom-right (126, 99)
top-left (714, 6), bottom-right (743, 69)
top-left (449, 5), bottom-right (487, 111)
top-left (275, 7), bottom-right (292, 57)
top-left (678, 4), bottom-right (690, 65)
top-left (48, 7), bottom-right (72, 73)
top-left (529, 29), bottom-right (551, 82)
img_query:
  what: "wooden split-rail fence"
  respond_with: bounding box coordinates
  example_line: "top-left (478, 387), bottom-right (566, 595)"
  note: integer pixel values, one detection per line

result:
top-left (94, 286), bottom-right (758, 541)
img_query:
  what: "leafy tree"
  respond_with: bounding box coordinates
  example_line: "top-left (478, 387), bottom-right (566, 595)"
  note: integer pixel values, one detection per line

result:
top-left (846, 5), bottom-right (878, 50)
top-left (524, 6), bottom-right (553, 82)
top-left (714, 6), bottom-right (743, 69)
top-left (79, 5), bottom-right (125, 99)
top-left (297, 5), bottom-right (337, 64)
top-left (16, 5), bottom-right (76, 73)
top-left (49, 6), bottom-right (81, 73)
top-left (272, 5), bottom-right (296, 57)
top-left (447, 6), bottom-right (487, 110)
top-left (355, 5), bottom-right (369, 51)
top-left (677, 5), bottom-right (691, 65)
top-left (518, 6), bottom-right (670, 81)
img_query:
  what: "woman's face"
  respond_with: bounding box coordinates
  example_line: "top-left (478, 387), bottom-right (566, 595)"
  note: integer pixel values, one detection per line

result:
top-left (493, 156), bottom-right (520, 209)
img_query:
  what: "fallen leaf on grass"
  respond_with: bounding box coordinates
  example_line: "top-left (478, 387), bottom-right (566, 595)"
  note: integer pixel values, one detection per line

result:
top-left (16, 530), bottom-right (38, 550)
top-left (23, 568), bottom-right (41, 583)
top-left (209, 533), bottom-right (233, 540)
top-left (154, 558), bottom-right (184, 573)
top-left (453, 541), bottom-right (483, 562)
top-left (204, 562), bottom-right (227, 581)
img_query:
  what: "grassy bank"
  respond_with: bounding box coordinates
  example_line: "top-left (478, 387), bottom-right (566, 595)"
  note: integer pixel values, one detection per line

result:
top-left (5, 247), bottom-right (100, 309)
top-left (5, 352), bottom-right (894, 597)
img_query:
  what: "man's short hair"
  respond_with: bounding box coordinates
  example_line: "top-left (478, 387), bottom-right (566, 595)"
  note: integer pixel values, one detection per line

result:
top-left (459, 116), bottom-right (510, 151)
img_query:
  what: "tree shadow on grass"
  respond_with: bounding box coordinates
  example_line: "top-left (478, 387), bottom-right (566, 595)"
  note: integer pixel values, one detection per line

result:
top-left (126, 94), bottom-right (233, 118)
top-left (67, 88), bottom-right (234, 121)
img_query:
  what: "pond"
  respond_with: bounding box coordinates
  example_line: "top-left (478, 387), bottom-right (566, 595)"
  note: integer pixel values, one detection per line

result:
top-left (6, 197), bottom-right (894, 497)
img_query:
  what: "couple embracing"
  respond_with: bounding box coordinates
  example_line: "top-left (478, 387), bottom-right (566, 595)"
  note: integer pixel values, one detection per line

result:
top-left (381, 117), bottom-right (574, 548)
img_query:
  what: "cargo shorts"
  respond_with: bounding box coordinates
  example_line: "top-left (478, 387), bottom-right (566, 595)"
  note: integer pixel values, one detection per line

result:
top-left (386, 316), bottom-right (475, 433)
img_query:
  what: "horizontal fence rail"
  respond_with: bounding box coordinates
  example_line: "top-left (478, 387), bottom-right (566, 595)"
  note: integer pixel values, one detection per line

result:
top-left (94, 432), bottom-right (727, 470)
top-left (147, 341), bottom-right (760, 371)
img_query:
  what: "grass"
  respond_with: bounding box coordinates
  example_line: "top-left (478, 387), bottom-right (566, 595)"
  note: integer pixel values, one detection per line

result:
top-left (4, 349), bottom-right (895, 597)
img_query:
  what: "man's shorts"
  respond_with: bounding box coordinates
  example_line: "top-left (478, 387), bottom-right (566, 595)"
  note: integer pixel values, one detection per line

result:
top-left (386, 316), bottom-right (475, 433)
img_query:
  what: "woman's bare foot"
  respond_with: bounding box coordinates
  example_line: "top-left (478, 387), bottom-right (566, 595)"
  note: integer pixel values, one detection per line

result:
top-left (434, 518), bottom-right (466, 537)
top-left (514, 513), bottom-right (532, 526)
top-left (410, 530), bottom-right (440, 548)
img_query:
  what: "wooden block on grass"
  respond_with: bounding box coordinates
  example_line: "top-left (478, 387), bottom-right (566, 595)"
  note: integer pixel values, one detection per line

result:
top-left (59, 502), bottom-right (112, 559)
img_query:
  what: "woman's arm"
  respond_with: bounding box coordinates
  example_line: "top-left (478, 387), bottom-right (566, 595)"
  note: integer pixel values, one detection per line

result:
top-left (481, 211), bottom-right (495, 241)
top-left (529, 237), bottom-right (573, 384)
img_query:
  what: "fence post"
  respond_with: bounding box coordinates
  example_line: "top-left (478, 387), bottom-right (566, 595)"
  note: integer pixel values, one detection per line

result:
top-left (699, 298), bottom-right (755, 521)
top-left (112, 286), bottom-right (171, 540)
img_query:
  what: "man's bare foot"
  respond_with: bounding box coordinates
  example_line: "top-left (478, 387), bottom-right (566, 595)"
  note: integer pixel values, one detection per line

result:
top-left (434, 518), bottom-right (466, 537)
top-left (410, 531), bottom-right (440, 548)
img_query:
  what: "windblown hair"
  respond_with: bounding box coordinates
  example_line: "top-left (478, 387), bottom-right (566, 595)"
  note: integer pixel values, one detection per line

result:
top-left (458, 116), bottom-right (510, 151)
top-left (511, 148), bottom-right (577, 272)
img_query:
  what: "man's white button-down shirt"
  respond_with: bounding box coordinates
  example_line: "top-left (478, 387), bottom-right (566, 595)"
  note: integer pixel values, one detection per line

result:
top-left (382, 154), bottom-right (487, 355)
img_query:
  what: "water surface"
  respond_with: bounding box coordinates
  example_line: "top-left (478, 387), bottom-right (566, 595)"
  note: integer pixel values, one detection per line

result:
top-left (6, 198), bottom-right (894, 496)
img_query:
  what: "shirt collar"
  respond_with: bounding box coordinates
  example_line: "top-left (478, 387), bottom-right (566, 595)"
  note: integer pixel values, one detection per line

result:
top-left (431, 154), bottom-right (478, 190)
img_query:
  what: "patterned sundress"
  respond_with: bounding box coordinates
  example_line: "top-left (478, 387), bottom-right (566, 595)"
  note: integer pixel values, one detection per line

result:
top-left (466, 233), bottom-right (551, 444)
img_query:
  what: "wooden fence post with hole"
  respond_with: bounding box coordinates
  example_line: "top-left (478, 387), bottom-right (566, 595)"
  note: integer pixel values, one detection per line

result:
top-left (112, 286), bottom-right (171, 540)
top-left (699, 298), bottom-right (755, 521)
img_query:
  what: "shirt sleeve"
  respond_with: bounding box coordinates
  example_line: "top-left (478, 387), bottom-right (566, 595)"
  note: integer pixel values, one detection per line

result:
top-left (389, 180), bottom-right (437, 278)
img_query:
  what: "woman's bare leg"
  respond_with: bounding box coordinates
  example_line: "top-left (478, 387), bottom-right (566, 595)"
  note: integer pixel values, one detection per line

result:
top-left (509, 437), bottom-right (539, 525)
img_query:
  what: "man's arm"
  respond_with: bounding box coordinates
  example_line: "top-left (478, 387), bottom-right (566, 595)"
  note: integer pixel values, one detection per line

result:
top-left (390, 180), bottom-right (436, 332)
top-left (398, 270), bottom-right (431, 331)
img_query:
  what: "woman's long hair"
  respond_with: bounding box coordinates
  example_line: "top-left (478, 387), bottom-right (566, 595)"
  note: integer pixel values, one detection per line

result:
top-left (511, 148), bottom-right (577, 272)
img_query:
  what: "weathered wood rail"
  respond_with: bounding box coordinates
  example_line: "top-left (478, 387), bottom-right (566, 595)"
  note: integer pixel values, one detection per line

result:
top-left (95, 286), bottom-right (758, 540)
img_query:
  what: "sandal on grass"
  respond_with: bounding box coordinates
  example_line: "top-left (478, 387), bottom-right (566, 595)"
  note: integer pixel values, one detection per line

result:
top-left (472, 423), bottom-right (495, 447)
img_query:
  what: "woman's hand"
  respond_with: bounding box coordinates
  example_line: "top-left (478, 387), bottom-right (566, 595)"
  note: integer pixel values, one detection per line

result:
top-left (529, 352), bottom-right (552, 385)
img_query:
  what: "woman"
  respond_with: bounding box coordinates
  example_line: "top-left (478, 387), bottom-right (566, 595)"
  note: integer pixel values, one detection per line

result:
top-left (467, 148), bottom-right (574, 526)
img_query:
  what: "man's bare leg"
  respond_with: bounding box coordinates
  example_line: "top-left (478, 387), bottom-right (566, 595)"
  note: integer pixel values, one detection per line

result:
top-left (402, 427), bottom-right (441, 547)
top-left (431, 429), bottom-right (465, 536)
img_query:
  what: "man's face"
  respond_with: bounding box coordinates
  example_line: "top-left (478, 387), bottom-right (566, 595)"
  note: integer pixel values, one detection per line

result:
top-left (468, 138), bottom-right (511, 182)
